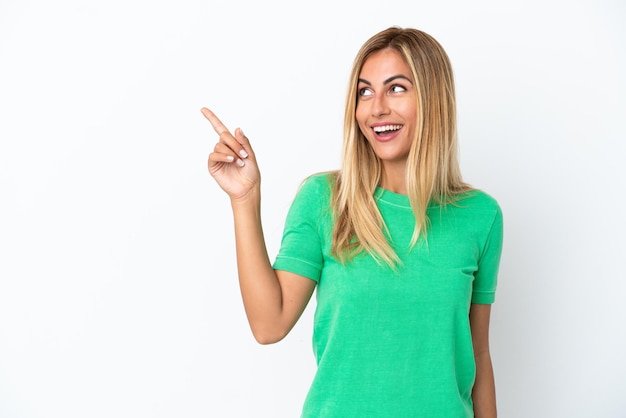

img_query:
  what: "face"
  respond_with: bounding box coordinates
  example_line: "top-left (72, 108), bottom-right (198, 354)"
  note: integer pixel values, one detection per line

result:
top-left (356, 48), bottom-right (417, 170)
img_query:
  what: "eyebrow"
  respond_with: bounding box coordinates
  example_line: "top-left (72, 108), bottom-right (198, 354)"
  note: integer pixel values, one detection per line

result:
top-left (357, 74), bottom-right (413, 86)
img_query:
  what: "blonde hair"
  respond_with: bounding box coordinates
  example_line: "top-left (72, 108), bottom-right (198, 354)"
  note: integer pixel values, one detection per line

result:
top-left (330, 26), bottom-right (472, 267)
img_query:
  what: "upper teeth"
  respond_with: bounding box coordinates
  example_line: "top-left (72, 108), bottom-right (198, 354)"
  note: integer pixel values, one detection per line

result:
top-left (373, 125), bottom-right (402, 133)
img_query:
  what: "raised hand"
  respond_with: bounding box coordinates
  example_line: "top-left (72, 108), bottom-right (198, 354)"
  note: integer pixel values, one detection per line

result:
top-left (202, 107), bottom-right (260, 200)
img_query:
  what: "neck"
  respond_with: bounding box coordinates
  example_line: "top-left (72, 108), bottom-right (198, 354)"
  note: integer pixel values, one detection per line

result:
top-left (380, 162), bottom-right (407, 195)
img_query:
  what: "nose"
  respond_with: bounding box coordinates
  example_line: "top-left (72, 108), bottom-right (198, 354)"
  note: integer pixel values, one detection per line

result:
top-left (371, 93), bottom-right (390, 117)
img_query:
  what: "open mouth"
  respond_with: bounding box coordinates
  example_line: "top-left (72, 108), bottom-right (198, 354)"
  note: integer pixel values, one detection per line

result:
top-left (372, 124), bottom-right (402, 137)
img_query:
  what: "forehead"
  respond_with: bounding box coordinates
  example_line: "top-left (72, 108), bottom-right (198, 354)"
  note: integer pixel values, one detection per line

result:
top-left (359, 48), bottom-right (411, 80)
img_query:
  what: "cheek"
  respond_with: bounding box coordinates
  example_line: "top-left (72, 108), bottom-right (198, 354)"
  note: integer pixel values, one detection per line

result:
top-left (355, 104), bottom-right (366, 122)
top-left (401, 102), bottom-right (418, 127)
top-left (355, 106), bottom-right (370, 135)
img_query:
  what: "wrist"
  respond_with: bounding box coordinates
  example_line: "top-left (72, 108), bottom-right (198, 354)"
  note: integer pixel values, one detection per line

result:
top-left (230, 185), bottom-right (261, 210)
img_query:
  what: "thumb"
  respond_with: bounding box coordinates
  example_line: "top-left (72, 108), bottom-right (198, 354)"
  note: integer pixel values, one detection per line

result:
top-left (235, 127), bottom-right (250, 146)
top-left (235, 128), bottom-right (253, 162)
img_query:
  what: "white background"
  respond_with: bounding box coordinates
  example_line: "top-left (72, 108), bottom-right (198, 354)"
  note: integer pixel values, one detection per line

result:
top-left (1, 0), bottom-right (625, 417)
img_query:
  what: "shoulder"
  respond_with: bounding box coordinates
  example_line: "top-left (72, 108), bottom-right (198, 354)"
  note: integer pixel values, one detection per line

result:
top-left (286, 171), bottom-right (336, 213)
top-left (296, 171), bottom-right (336, 198)
top-left (440, 189), bottom-right (503, 236)
top-left (454, 189), bottom-right (501, 216)
top-left (283, 172), bottom-right (335, 229)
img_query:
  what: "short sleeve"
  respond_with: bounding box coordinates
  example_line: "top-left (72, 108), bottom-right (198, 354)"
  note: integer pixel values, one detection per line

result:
top-left (471, 204), bottom-right (504, 304)
top-left (272, 174), bottom-right (330, 282)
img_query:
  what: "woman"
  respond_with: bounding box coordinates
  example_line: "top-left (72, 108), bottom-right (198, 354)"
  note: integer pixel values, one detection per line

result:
top-left (203, 26), bottom-right (503, 418)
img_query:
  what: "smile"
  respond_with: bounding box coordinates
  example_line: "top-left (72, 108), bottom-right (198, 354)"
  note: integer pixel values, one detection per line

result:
top-left (371, 124), bottom-right (403, 142)
top-left (372, 124), bottom-right (403, 133)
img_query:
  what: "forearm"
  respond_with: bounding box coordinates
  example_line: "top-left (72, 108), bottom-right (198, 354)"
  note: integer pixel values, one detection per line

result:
top-left (230, 187), bottom-right (284, 342)
top-left (472, 350), bottom-right (497, 418)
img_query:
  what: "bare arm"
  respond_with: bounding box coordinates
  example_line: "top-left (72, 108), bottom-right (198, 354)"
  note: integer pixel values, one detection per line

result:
top-left (470, 303), bottom-right (497, 418)
top-left (202, 107), bottom-right (316, 344)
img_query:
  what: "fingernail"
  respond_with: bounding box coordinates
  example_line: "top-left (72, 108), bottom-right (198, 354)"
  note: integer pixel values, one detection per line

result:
top-left (236, 159), bottom-right (245, 167)
top-left (226, 155), bottom-right (234, 162)
top-left (239, 149), bottom-right (248, 158)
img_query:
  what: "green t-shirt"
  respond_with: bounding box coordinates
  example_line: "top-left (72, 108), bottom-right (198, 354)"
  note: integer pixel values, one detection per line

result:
top-left (273, 173), bottom-right (503, 418)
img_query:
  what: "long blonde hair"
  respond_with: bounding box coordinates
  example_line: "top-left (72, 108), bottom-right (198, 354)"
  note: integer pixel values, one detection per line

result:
top-left (330, 27), bottom-right (471, 267)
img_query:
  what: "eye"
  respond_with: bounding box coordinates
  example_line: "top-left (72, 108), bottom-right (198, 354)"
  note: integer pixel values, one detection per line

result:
top-left (390, 84), bottom-right (407, 94)
top-left (358, 87), bottom-right (373, 98)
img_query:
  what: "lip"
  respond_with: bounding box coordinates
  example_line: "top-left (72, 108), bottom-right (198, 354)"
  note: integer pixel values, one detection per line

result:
top-left (371, 123), bottom-right (403, 142)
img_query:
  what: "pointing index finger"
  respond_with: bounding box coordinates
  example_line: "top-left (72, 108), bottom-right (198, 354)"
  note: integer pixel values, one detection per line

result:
top-left (201, 107), bottom-right (229, 136)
